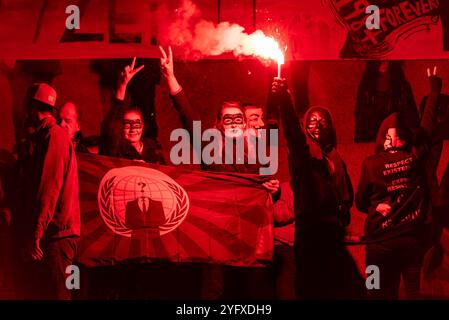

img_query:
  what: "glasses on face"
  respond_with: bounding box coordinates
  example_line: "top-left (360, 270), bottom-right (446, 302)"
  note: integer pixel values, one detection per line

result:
top-left (123, 119), bottom-right (143, 130)
top-left (222, 114), bottom-right (244, 126)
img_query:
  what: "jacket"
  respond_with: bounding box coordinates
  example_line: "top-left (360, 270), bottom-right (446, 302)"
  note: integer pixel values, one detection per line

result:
top-left (20, 117), bottom-right (80, 241)
top-left (356, 86), bottom-right (439, 241)
top-left (118, 138), bottom-right (165, 164)
top-left (267, 87), bottom-right (353, 234)
top-left (273, 181), bottom-right (295, 246)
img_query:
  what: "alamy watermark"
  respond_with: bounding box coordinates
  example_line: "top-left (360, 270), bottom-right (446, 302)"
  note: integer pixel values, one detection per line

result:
top-left (65, 265), bottom-right (80, 290)
top-left (169, 121), bottom-right (279, 175)
top-left (65, 5), bottom-right (80, 30)
top-left (366, 265), bottom-right (380, 290)
top-left (366, 5), bottom-right (381, 30)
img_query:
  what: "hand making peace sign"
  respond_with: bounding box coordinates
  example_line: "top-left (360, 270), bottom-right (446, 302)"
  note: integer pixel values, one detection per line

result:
top-left (159, 46), bottom-right (174, 78)
top-left (119, 57), bottom-right (145, 86)
top-left (427, 65), bottom-right (442, 94)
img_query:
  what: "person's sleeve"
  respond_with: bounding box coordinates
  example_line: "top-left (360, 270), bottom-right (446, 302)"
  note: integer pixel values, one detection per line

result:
top-left (34, 132), bottom-right (71, 240)
top-left (419, 96), bottom-right (427, 117)
top-left (412, 83), bottom-right (440, 159)
top-left (272, 184), bottom-right (294, 227)
top-left (268, 87), bottom-right (309, 185)
top-left (355, 159), bottom-right (371, 214)
top-left (344, 162), bottom-right (354, 208)
top-left (434, 163), bottom-right (449, 228)
top-left (170, 89), bottom-right (201, 136)
top-left (266, 88), bottom-right (280, 130)
top-left (274, 89), bottom-right (308, 162)
top-left (111, 96), bottom-right (128, 116)
top-left (404, 82), bottom-right (420, 128)
top-left (99, 95), bottom-right (128, 156)
top-left (420, 89), bottom-right (439, 140)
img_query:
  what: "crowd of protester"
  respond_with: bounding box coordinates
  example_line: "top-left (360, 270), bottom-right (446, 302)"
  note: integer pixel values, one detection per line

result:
top-left (0, 51), bottom-right (448, 300)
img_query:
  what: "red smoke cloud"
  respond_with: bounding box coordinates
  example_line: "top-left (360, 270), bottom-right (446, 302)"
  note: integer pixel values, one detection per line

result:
top-left (159, 0), bottom-right (284, 64)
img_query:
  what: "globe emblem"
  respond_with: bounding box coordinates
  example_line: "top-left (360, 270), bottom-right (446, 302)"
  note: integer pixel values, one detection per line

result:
top-left (98, 166), bottom-right (190, 237)
top-left (113, 175), bottom-right (175, 224)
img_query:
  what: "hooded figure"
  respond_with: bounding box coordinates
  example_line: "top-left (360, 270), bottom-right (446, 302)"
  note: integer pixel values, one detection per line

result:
top-left (358, 112), bottom-right (429, 239)
top-left (356, 75), bottom-right (441, 299)
top-left (268, 78), bottom-right (365, 299)
top-left (297, 106), bottom-right (353, 227)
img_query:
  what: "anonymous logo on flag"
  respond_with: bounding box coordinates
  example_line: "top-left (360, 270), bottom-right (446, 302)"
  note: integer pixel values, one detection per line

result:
top-left (98, 166), bottom-right (189, 238)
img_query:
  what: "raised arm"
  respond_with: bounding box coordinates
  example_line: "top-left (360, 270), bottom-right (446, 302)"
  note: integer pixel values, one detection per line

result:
top-left (159, 46), bottom-right (200, 135)
top-left (420, 68), bottom-right (442, 139)
top-left (268, 78), bottom-right (308, 160)
top-left (108, 57), bottom-right (145, 130)
top-left (116, 57), bottom-right (144, 101)
top-left (411, 68), bottom-right (443, 160)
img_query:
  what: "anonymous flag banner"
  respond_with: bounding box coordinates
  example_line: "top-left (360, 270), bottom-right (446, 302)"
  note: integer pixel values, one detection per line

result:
top-left (76, 153), bottom-right (273, 268)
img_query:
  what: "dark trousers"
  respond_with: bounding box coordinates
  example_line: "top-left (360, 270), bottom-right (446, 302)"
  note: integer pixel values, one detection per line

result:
top-left (201, 264), bottom-right (224, 300)
top-left (18, 237), bottom-right (78, 300)
top-left (295, 228), bottom-right (366, 300)
top-left (201, 265), bottom-right (273, 300)
top-left (366, 243), bottom-right (424, 300)
top-left (273, 244), bottom-right (296, 300)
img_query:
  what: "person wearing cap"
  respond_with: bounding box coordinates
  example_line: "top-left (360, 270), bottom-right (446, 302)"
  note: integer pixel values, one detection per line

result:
top-left (14, 83), bottom-right (80, 300)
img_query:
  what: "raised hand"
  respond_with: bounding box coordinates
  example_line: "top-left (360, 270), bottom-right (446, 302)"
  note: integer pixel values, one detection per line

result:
top-left (119, 57), bottom-right (145, 86)
top-left (427, 66), bottom-right (442, 94)
top-left (159, 46), bottom-right (174, 78)
top-left (116, 57), bottom-right (144, 100)
top-left (159, 46), bottom-right (181, 94)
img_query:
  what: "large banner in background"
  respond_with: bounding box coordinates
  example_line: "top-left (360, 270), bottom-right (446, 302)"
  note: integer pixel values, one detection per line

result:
top-left (76, 153), bottom-right (273, 267)
top-left (0, 0), bottom-right (448, 60)
top-left (326, 0), bottom-right (444, 58)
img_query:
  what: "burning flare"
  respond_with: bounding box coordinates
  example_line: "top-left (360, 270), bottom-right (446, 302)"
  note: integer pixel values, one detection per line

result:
top-left (162, 0), bottom-right (285, 66)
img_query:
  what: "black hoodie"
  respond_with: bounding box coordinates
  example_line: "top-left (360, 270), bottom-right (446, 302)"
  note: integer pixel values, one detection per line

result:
top-left (267, 88), bottom-right (353, 232)
top-left (356, 88), bottom-right (439, 242)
